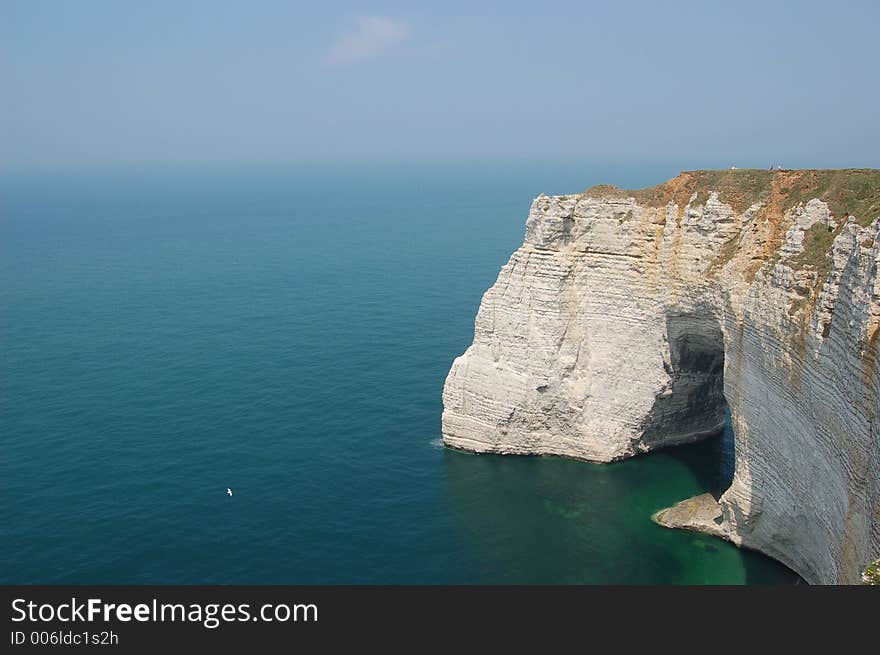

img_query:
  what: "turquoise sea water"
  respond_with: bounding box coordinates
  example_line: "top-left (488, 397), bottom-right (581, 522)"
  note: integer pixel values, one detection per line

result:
top-left (0, 165), bottom-right (800, 584)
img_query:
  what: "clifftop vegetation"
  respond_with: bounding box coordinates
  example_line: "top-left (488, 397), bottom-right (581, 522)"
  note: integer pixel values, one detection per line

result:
top-left (585, 168), bottom-right (880, 227)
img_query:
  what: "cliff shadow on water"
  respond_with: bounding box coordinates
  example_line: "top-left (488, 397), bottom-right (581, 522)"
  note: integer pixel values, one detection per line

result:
top-left (439, 426), bottom-right (799, 584)
top-left (658, 432), bottom-right (803, 584)
top-left (663, 416), bottom-right (736, 500)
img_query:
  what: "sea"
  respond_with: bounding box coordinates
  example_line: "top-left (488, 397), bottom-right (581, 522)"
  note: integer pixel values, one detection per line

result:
top-left (0, 163), bottom-right (801, 584)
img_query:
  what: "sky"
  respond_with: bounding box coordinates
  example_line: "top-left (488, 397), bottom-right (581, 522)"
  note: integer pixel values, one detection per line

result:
top-left (2, 0), bottom-right (879, 171)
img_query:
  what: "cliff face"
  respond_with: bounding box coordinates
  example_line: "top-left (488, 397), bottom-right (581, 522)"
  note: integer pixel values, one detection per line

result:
top-left (442, 169), bottom-right (880, 584)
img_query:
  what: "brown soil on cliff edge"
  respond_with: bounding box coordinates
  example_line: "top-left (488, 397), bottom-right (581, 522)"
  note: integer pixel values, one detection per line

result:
top-left (585, 168), bottom-right (880, 227)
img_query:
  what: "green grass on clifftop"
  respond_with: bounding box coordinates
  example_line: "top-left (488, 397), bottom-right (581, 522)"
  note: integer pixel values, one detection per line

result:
top-left (585, 168), bottom-right (880, 226)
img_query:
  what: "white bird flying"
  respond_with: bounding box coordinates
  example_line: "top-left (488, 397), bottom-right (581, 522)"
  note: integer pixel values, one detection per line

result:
top-left (227, 488), bottom-right (233, 497)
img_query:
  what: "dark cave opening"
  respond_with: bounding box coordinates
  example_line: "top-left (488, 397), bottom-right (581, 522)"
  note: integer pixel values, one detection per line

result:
top-left (645, 312), bottom-right (736, 498)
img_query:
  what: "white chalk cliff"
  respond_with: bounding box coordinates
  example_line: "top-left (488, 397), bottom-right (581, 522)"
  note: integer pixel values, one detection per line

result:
top-left (442, 170), bottom-right (880, 584)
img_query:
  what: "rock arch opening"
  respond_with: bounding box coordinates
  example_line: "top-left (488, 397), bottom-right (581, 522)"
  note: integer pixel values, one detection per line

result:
top-left (641, 312), bottom-right (735, 495)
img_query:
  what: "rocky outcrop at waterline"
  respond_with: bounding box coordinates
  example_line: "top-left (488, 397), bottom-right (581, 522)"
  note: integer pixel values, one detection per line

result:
top-left (442, 169), bottom-right (880, 585)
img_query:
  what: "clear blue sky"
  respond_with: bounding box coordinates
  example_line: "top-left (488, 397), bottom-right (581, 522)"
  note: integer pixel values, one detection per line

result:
top-left (2, 0), bottom-right (879, 171)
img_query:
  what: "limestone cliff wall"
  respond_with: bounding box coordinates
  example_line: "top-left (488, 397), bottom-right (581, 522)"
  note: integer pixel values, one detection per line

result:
top-left (442, 170), bottom-right (880, 584)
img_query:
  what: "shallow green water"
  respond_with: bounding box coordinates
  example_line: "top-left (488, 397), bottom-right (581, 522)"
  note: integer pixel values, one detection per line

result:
top-left (442, 428), bottom-right (799, 584)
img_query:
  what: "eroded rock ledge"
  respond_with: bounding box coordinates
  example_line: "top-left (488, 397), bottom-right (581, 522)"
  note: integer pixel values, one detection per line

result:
top-left (442, 169), bottom-right (880, 584)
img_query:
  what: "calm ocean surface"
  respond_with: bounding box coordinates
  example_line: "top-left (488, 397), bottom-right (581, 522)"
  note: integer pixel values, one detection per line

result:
top-left (0, 164), bottom-right (800, 584)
